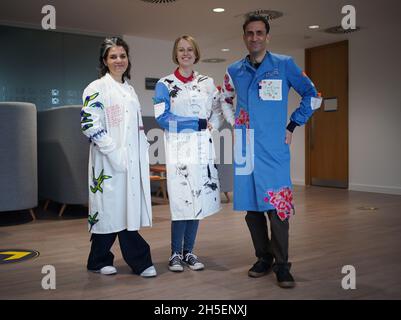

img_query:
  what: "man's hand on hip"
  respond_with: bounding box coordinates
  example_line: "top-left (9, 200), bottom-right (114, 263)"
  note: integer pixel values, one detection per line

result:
top-left (285, 130), bottom-right (293, 145)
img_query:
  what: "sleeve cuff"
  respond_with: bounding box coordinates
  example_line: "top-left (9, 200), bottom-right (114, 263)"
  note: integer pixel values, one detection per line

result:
top-left (286, 121), bottom-right (299, 133)
top-left (198, 118), bottom-right (207, 131)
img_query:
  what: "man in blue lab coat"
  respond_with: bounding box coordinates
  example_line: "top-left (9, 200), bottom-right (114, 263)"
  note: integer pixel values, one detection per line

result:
top-left (220, 14), bottom-right (321, 288)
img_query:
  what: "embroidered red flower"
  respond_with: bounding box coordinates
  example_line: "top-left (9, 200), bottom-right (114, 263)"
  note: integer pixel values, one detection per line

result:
top-left (235, 109), bottom-right (250, 129)
top-left (278, 212), bottom-right (287, 220)
top-left (224, 74), bottom-right (235, 92)
top-left (264, 187), bottom-right (294, 221)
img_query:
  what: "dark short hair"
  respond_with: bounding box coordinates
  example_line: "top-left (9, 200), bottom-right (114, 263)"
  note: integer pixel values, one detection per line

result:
top-left (243, 14), bottom-right (270, 34)
top-left (99, 37), bottom-right (131, 80)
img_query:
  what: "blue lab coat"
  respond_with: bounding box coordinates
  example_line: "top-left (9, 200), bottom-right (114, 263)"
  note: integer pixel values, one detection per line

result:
top-left (220, 52), bottom-right (321, 219)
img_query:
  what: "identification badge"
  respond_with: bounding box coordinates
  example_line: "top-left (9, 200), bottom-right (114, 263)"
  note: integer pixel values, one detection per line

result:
top-left (259, 79), bottom-right (282, 101)
top-left (310, 97), bottom-right (322, 110)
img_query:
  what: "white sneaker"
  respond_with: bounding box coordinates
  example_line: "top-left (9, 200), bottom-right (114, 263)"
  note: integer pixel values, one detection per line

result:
top-left (90, 266), bottom-right (117, 275)
top-left (140, 265), bottom-right (157, 278)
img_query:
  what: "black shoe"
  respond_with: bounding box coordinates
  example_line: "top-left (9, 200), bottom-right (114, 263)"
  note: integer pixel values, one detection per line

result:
top-left (183, 252), bottom-right (204, 271)
top-left (168, 252), bottom-right (184, 272)
top-left (273, 263), bottom-right (295, 288)
top-left (248, 256), bottom-right (273, 278)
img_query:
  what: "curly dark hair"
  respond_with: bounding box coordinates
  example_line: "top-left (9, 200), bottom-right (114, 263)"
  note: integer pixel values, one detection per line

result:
top-left (99, 37), bottom-right (131, 80)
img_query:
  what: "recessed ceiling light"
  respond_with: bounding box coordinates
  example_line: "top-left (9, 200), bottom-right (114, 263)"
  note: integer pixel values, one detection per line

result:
top-left (202, 58), bottom-right (226, 63)
top-left (213, 8), bottom-right (225, 13)
top-left (308, 25), bottom-right (320, 29)
top-left (221, 48), bottom-right (230, 52)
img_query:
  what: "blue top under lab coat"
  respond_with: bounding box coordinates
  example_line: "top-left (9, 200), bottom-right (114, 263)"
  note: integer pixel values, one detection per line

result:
top-left (220, 52), bottom-right (321, 220)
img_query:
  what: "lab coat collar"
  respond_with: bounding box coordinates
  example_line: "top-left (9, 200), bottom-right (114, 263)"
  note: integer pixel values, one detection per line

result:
top-left (243, 51), bottom-right (276, 77)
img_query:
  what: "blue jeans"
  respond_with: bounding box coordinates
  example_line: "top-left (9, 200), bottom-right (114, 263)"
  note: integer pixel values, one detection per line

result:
top-left (171, 220), bottom-right (199, 254)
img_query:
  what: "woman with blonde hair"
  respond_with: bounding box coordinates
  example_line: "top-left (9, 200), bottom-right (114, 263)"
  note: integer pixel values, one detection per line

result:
top-left (153, 35), bottom-right (224, 272)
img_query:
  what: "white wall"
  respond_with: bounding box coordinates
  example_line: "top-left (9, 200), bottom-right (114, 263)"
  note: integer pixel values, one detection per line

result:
top-left (286, 50), bottom-right (307, 186)
top-left (279, 29), bottom-right (401, 195)
top-left (123, 35), bottom-right (174, 117)
top-left (348, 24), bottom-right (401, 195)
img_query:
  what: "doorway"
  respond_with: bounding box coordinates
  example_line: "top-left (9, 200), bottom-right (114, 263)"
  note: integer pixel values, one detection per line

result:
top-left (305, 40), bottom-right (349, 188)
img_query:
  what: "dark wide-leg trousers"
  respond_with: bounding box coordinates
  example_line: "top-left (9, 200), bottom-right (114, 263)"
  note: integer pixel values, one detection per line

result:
top-left (245, 210), bottom-right (289, 265)
top-left (87, 229), bottom-right (153, 275)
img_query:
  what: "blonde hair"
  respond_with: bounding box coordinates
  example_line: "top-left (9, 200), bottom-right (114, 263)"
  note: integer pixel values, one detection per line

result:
top-left (172, 35), bottom-right (201, 65)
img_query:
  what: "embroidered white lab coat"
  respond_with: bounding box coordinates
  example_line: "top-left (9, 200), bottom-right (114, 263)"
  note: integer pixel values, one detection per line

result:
top-left (81, 73), bottom-right (152, 233)
top-left (153, 72), bottom-right (223, 220)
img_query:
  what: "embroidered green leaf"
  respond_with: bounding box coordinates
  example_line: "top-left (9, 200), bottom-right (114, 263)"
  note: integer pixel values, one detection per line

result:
top-left (88, 212), bottom-right (99, 232)
top-left (81, 111), bottom-right (93, 124)
top-left (90, 168), bottom-right (112, 194)
top-left (89, 102), bottom-right (104, 109)
top-left (82, 123), bottom-right (94, 131)
top-left (84, 92), bottom-right (100, 107)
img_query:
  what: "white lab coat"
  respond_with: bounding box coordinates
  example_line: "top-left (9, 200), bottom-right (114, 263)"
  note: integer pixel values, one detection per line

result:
top-left (154, 72), bottom-right (223, 220)
top-left (81, 73), bottom-right (152, 233)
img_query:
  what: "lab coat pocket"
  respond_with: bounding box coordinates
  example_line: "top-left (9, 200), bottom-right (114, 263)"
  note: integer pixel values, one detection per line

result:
top-left (107, 147), bottom-right (127, 172)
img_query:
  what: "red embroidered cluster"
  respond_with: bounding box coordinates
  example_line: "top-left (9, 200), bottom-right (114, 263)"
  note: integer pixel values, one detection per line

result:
top-left (264, 187), bottom-right (294, 221)
top-left (235, 109), bottom-right (250, 129)
top-left (224, 74), bottom-right (234, 92)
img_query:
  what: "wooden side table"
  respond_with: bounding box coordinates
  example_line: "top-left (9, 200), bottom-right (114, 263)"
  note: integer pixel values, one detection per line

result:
top-left (150, 165), bottom-right (168, 204)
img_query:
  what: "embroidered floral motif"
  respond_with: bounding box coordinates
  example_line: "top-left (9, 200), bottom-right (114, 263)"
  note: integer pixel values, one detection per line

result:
top-left (169, 85), bottom-right (182, 98)
top-left (88, 101), bottom-right (104, 109)
top-left (235, 109), bottom-right (250, 129)
top-left (82, 124), bottom-right (93, 131)
top-left (224, 74), bottom-right (234, 92)
top-left (83, 93), bottom-right (104, 109)
top-left (80, 110), bottom-right (93, 124)
top-left (88, 212), bottom-right (99, 232)
top-left (263, 187), bottom-right (294, 221)
top-left (89, 129), bottom-right (107, 143)
top-left (90, 167), bottom-right (112, 194)
top-left (83, 93), bottom-right (99, 107)
top-left (81, 111), bottom-right (94, 132)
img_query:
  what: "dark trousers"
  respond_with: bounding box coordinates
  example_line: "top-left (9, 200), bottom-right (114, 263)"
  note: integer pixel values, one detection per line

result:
top-left (87, 229), bottom-right (153, 275)
top-left (245, 210), bottom-right (289, 265)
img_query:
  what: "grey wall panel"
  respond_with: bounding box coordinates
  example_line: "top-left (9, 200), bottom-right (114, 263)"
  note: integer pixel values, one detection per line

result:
top-left (0, 25), bottom-right (101, 110)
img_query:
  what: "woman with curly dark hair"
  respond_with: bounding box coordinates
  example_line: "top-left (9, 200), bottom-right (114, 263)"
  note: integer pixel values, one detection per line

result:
top-left (81, 37), bottom-right (156, 278)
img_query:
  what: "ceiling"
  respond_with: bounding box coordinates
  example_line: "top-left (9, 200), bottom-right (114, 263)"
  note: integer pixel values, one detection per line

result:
top-left (1, 0), bottom-right (400, 61)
